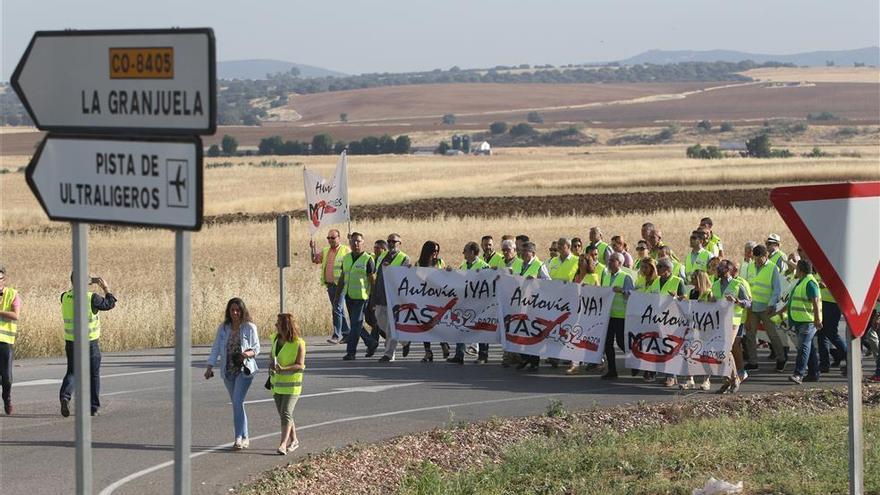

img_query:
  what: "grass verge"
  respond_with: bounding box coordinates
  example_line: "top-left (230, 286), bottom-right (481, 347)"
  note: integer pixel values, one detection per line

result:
top-left (398, 408), bottom-right (879, 495)
top-left (237, 386), bottom-right (879, 495)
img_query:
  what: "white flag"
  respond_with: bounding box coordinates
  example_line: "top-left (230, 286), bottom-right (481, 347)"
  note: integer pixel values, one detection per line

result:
top-left (303, 151), bottom-right (350, 234)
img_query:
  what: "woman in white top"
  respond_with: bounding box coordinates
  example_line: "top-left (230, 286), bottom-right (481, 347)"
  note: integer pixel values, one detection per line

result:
top-left (205, 297), bottom-right (260, 450)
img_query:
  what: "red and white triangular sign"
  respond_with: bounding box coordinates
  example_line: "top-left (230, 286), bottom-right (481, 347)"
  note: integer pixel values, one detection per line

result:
top-left (770, 182), bottom-right (880, 337)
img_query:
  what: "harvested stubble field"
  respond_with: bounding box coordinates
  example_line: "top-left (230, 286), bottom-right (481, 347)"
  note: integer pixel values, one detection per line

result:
top-left (2, 143), bottom-right (878, 358)
top-left (741, 66), bottom-right (880, 84)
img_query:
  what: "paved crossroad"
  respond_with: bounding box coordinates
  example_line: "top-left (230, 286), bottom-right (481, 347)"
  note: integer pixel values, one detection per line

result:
top-left (0, 338), bottom-right (860, 494)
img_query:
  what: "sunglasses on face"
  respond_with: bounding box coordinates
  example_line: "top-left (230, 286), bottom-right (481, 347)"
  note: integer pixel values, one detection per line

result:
top-left (327, 236), bottom-right (338, 240)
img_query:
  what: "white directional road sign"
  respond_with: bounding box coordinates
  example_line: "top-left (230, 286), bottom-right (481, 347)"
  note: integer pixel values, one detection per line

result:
top-left (26, 135), bottom-right (203, 230)
top-left (12, 28), bottom-right (215, 135)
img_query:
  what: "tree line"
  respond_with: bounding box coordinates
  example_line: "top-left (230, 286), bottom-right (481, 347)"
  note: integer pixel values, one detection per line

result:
top-left (208, 133), bottom-right (412, 156)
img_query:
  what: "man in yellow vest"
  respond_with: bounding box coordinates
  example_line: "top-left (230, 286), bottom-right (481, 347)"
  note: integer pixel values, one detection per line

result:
top-left (685, 230), bottom-right (713, 280)
top-left (374, 233), bottom-right (412, 362)
top-left (498, 239), bottom-right (523, 274)
top-left (744, 244), bottom-right (788, 372)
top-left (335, 232), bottom-right (379, 361)
top-left (518, 242), bottom-right (550, 280)
top-left (447, 242), bottom-right (490, 364)
top-left (787, 260), bottom-right (823, 384)
top-left (481, 235), bottom-right (505, 269)
top-left (588, 227), bottom-right (611, 266)
top-left (548, 238), bottom-right (579, 282)
top-left (59, 274), bottom-right (117, 417)
top-left (365, 239), bottom-right (388, 344)
top-left (0, 267), bottom-right (22, 415)
top-left (765, 234), bottom-right (787, 272)
top-left (600, 253), bottom-right (634, 379)
top-left (700, 217), bottom-right (724, 259)
top-left (310, 229), bottom-right (351, 345)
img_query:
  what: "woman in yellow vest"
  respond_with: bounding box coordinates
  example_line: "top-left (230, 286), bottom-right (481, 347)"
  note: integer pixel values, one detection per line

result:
top-left (676, 270), bottom-right (713, 390)
top-left (0, 267), bottom-right (21, 415)
top-left (416, 241), bottom-right (449, 362)
top-left (270, 313), bottom-right (305, 455)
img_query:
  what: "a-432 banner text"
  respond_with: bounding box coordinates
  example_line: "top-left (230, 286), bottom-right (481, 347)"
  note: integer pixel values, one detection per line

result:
top-left (383, 266), bottom-right (501, 344)
top-left (496, 276), bottom-right (615, 363)
top-left (383, 266), bottom-right (615, 362)
top-left (624, 292), bottom-right (734, 377)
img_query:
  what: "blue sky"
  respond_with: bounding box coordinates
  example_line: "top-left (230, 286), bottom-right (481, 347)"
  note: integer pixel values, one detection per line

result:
top-left (3, 0), bottom-right (878, 78)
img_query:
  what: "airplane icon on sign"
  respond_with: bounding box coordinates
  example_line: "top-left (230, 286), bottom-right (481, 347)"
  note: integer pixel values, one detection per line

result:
top-left (166, 159), bottom-right (189, 208)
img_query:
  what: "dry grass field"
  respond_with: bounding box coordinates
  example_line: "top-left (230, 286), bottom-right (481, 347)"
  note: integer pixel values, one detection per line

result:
top-left (2, 144), bottom-right (879, 230)
top-left (742, 67), bottom-right (880, 84)
top-left (3, 207), bottom-right (793, 358)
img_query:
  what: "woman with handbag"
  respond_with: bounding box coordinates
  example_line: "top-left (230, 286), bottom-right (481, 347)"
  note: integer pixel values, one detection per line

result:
top-left (205, 297), bottom-right (260, 450)
top-left (269, 313), bottom-right (306, 455)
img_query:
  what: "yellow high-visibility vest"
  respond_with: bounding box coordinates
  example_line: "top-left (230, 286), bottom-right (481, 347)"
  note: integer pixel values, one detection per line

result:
top-left (61, 290), bottom-right (101, 341)
top-left (271, 334), bottom-right (305, 396)
top-left (601, 270), bottom-right (632, 318)
top-left (789, 275), bottom-right (822, 323)
top-left (0, 288), bottom-right (18, 344)
top-left (341, 252), bottom-right (373, 300)
top-left (320, 245), bottom-right (350, 284)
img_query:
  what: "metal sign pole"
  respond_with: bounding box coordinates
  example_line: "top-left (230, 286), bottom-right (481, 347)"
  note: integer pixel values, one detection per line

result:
top-left (277, 216), bottom-right (290, 314)
top-left (72, 222), bottom-right (92, 494)
top-left (174, 230), bottom-right (192, 495)
top-left (847, 325), bottom-right (863, 495)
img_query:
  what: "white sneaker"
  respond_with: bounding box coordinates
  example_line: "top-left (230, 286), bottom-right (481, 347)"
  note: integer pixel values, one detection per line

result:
top-left (679, 377), bottom-right (695, 390)
top-left (664, 377), bottom-right (678, 388)
top-left (241, 438), bottom-right (250, 449)
top-left (699, 377), bottom-right (711, 391)
top-left (232, 437), bottom-right (243, 450)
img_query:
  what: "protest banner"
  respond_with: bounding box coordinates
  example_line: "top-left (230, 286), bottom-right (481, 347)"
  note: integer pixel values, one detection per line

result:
top-left (624, 291), bottom-right (734, 376)
top-left (383, 266), bottom-right (500, 344)
top-left (496, 276), bottom-right (614, 363)
top-left (303, 151), bottom-right (349, 234)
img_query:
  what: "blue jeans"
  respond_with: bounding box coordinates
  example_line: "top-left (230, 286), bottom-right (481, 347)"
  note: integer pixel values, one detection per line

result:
top-left (0, 342), bottom-right (12, 403)
top-left (818, 302), bottom-right (847, 367)
top-left (345, 297), bottom-right (377, 355)
top-left (326, 285), bottom-right (350, 339)
top-left (59, 340), bottom-right (101, 411)
top-left (793, 322), bottom-right (819, 377)
top-left (223, 372), bottom-right (254, 439)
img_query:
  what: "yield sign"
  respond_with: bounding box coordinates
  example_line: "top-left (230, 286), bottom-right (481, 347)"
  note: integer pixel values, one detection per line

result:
top-left (770, 182), bottom-right (880, 337)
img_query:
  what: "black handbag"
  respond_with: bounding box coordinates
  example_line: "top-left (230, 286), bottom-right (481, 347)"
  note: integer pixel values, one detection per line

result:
top-left (264, 375), bottom-right (272, 390)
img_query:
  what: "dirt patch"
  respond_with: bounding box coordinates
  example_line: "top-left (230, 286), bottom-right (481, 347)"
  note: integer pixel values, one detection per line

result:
top-left (237, 385), bottom-right (879, 495)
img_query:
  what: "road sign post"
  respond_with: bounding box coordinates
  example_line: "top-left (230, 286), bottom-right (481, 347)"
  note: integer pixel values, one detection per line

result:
top-left (174, 231), bottom-right (192, 494)
top-left (277, 215), bottom-right (291, 313)
top-left (72, 223), bottom-right (92, 495)
top-left (13, 27), bottom-right (214, 495)
top-left (770, 182), bottom-right (880, 495)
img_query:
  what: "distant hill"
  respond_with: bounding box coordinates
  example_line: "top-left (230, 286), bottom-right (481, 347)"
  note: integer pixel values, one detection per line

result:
top-left (616, 47), bottom-right (879, 67)
top-left (218, 59), bottom-right (347, 80)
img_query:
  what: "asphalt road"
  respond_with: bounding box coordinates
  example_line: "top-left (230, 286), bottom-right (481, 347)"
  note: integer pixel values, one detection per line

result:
top-left (0, 337), bottom-right (863, 494)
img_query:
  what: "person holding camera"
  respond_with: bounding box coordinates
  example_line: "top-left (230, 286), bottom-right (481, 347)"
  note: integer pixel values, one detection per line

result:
top-left (268, 313), bottom-right (305, 455)
top-left (59, 273), bottom-right (117, 417)
top-left (206, 297), bottom-right (260, 450)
